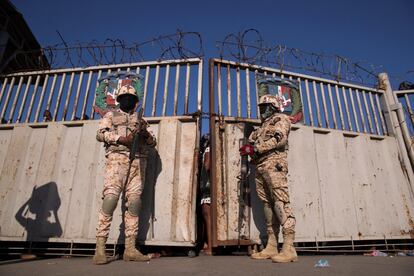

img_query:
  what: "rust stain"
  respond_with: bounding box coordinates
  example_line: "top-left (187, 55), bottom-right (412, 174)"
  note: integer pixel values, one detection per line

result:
top-left (401, 193), bottom-right (414, 238)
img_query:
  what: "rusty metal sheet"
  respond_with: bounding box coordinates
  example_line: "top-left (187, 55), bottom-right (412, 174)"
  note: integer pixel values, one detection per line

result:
top-left (0, 118), bottom-right (198, 246)
top-left (214, 120), bottom-right (414, 244)
top-left (286, 127), bottom-right (324, 241)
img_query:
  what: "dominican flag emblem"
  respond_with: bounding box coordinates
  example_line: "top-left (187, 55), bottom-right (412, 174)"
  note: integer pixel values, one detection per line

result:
top-left (257, 75), bottom-right (303, 124)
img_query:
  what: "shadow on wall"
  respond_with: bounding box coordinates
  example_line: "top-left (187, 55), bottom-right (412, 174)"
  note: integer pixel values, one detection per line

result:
top-left (138, 148), bottom-right (162, 242)
top-left (115, 147), bottom-right (163, 245)
top-left (244, 123), bottom-right (267, 244)
top-left (249, 165), bottom-right (267, 244)
top-left (15, 182), bottom-right (63, 242)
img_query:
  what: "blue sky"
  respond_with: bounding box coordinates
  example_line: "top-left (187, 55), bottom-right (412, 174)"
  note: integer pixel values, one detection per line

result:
top-left (11, 0), bottom-right (414, 86)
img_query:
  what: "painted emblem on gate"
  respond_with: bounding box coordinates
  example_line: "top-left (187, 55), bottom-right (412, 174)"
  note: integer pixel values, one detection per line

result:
top-left (257, 75), bottom-right (303, 123)
top-left (94, 71), bottom-right (144, 117)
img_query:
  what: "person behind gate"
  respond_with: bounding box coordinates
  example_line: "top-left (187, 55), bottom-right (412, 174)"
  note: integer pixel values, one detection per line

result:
top-left (93, 83), bottom-right (157, 265)
top-left (240, 94), bottom-right (298, 263)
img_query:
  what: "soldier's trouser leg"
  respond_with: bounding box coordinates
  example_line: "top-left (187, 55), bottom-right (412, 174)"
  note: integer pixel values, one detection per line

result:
top-left (123, 158), bottom-right (150, 262)
top-left (260, 159), bottom-right (297, 263)
top-left (94, 153), bottom-right (127, 264)
top-left (252, 174), bottom-right (280, 259)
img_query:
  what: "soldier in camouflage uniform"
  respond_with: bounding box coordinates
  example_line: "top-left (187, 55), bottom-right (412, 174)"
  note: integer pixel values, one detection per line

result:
top-left (93, 84), bottom-right (157, 265)
top-left (240, 94), bottom-right (297, 263)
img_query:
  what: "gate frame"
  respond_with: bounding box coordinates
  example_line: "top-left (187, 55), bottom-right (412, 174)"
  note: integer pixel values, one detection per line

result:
top-left (208, 58), bottom-right (414, 249)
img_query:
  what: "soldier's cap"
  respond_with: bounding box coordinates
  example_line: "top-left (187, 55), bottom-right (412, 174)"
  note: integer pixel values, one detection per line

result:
top-left (258, 94), bottom-right (282, 109)
top-left (116, 85), bottom-right (138, 101)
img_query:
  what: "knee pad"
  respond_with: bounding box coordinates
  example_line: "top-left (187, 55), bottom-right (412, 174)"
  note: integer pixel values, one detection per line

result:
top-left (102, 194), bottom-right (119, 216)
top-left (127, 196), bottom-right (142, 217)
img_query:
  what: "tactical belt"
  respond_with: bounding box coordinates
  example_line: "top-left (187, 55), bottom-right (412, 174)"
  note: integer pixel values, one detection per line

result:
top-left (253, 148), bottom-right (285, 163)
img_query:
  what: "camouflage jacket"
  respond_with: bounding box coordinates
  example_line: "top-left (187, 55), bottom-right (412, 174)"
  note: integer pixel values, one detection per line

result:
top-left (96, 109), bottom-right (156, 156)
top-left (248, 113), bottom-right (291, 162)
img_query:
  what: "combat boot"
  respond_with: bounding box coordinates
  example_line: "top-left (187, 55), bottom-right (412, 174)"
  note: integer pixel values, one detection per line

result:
top-left (271, 232), bottom-right (298, 263)
top-left (251, 231), bottom-right (278, 259)
top-left (93, 237), bottom-right (108, 265)
top-left (123, 236), bottom-right (150, 262)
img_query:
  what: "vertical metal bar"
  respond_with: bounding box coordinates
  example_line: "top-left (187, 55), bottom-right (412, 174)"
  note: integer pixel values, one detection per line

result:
top-left (304, 79), bottom-right (313, 126)
top-left (319, 83), bottom-right (329, 128)
top-left (26, 75), bottom-right (41, 122)
top-left (142, 66), bottom-right (150, 113)
top-left (217, 63), bottom-right (222, 115)
top-left (9, 76), bottom-right (24, 122)
top-left (351, 236), bottom-right (355, 251)
top-left (162, 64), bottom-right (170, 116)
top-left (312, 81), bottom-right (322, 127)
top-left (34, 74), bottom-right (49, 122)
top-left (355, 89), bottom-right (367, 133)
top-left (341, 86), bottom-right (352, 131)
top-left (152, 65), bottom-right (160, 117)
top-left (335, 85), bottom-right (345, 130)
top-left (369, 91), bottom-right (380, 135)
top-left (404, 93), bottom-right (413, 118)
top-left (44, 75), bottom-right (58, 121)
top-left (384, 236), bottom-right (389, 251)
top-left (135, 67), bottom-right (140, 74)
top-left (90, 69), bottom-right (103, 119)
top-left (362, 90), bottom-right (374, 133)
top-left (173, 64), bottom-right (180, 116)
top-left (0, 77), bottom-right (8, 109)
top-left (245, 67), bottom-right (251, 118)
top-left (376, 93), bottom-right (388, 135)
top-left (71, 71), bottom-right (84, 120)
top-left (208, 59), bottom-right (218, 247)
top-left (327, 84), bottom-right (337, 129)
top-left (184, 63), bottom-right (190, 114)
top-left (236, 67), bottom-right (241, 117)
top-left (0, 77), bottom-right (15, 119)
top-left (254, 69), bottom-right (259, 118)
top-left (227, 65), bottom-right (232, 116)
top-left (53, 73), bottom-right (67, 121)
top-left (348, 88), bottom-right (360, 132)
top-left (81, 71), bottom-right (93, 119)
top-left (297, 77), bottom-right (306, 123)
top-left (16, 75), bottom-right (32, 122)
top-left (197, 59), bottom-right (203, 112)
top-left (62, 72), bottom-right (75, 121)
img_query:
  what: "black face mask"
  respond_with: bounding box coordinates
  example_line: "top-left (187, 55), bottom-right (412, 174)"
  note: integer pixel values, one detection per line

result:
top-left (118, 94), bottom-right (138, 112)
top-left (259, 104), bottom-right (277, 121)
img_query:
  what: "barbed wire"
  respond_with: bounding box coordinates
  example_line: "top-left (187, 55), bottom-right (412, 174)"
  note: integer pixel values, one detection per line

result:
top-left (216, 29), bottom-right (388, 86)
top-left (4, 30), bottom-right (204, 71)
top-left (3, 28), bottom-right (413, 87)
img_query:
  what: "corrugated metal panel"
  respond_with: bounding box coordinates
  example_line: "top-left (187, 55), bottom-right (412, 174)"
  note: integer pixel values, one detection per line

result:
top-left (0, 117), bottom-right (198, 246)
top-left (214, 120), bottom-right (414, 244)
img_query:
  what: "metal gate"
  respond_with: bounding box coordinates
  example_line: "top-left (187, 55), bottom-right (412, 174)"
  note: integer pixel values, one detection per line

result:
top-left (0, 58), bottom-right (203, 247)
top-left (208, 58), bottom-right (414, 248)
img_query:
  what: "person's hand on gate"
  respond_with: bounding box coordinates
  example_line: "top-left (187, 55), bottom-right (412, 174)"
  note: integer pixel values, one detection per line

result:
top-left (239, 144), bottom-right (255, 156)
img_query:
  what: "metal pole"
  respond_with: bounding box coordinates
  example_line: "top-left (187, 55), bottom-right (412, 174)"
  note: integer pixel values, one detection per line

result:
top-left (209, 58), bottom-right (218, 247)
top-left (378, 73), bottom-right (414, 186)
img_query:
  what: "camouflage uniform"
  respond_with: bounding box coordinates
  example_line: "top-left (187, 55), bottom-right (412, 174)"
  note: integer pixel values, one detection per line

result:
top-left (249, 113), bottom-right (295, 235)
top-left (96, 109), bottom-right (156, 238)
top-left (248, 94), bottom-right (297, 263)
